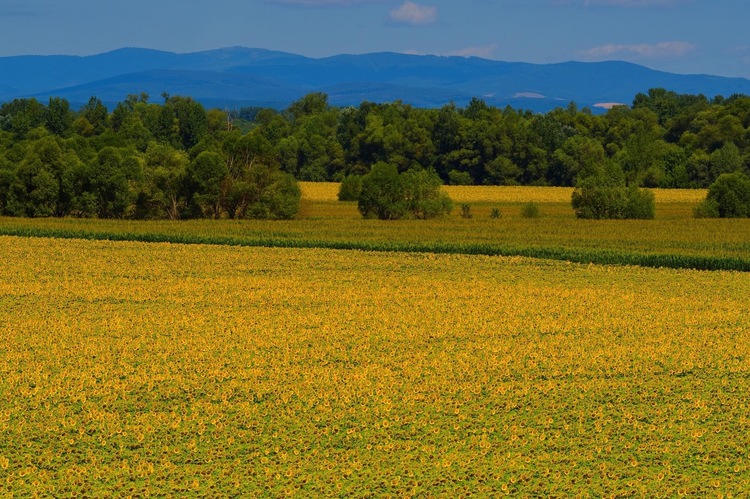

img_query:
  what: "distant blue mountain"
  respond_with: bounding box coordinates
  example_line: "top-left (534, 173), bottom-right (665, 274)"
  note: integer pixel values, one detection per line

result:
top-left (2, 47), bottom-right (750, 113)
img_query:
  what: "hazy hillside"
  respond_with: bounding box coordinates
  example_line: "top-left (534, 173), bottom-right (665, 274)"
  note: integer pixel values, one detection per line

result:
top-left (2, 47), bottom-right (750, 112)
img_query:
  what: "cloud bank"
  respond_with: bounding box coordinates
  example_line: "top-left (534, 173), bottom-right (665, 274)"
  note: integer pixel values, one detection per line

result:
top-left (581, 41), bottom-right (696, 59)
top-left (445, 44), bottom-right (498, 59)
top-left (389, 2), bottom-right (437, 25)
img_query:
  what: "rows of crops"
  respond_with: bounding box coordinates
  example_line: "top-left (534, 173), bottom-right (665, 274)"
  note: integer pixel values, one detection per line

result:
top-left (2, 235), bottom-right (750, 496)
top-left (1, 183), bottom-right (748, 271)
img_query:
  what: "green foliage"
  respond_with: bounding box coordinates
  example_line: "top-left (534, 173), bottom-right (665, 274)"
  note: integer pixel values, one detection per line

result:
top-left (693, 198), bottom-right (720, 218)
top-left (624, 187), bottom-right (657, 220)
top-left (139, 143), bottom-right (189, 220)
top-left (401, 167), bottom-right (453, 219)
top-left (448, 169), bottom-right (473, 185)
top-left (231, 163), bottom-right (301, 220)
top-left (490, 207), bottom-right (501, 218)
top-left (358, 162), bottom-right (407, 220)
top-left (460, 204), bottom-right (472, 219)
top-left (521, 201), bottom-right (541, 218)
top-left (164, 96), bottom-right (208, 150)
top-left (337, 174), bottom-right (363, 201)
top-left (697, 172), bottom-right (750, 218)
top-left (3, 89), bottom-right (750, 221)
top-left (358, 162), bottom-right (451, 220)
top-left (4, 218), bottom-right (750, 272)
top-left (186, 151), bottom-right (227, 218)
top-left (571, 174), bottom-right (655, 220)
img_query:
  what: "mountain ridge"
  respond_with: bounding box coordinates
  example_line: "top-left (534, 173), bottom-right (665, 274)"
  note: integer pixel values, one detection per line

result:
top-left (2, 47), bottom-right (750, 113)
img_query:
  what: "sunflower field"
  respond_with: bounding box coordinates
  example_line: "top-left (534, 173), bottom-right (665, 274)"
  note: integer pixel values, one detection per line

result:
top-left (1, 234), bottom-right (749, 496)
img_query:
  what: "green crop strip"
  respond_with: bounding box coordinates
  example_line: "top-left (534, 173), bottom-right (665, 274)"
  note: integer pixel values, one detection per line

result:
top-left (2, 225), bottom-right (748, 272)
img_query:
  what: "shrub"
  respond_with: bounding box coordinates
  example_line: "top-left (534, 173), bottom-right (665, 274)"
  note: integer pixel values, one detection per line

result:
top-left (460, 204), bottom-right (472, 219)
top-left (402, 168), bottom-right (453, 219)
top-left (697, 172), bottom-right (750, 218)
top-left (694, 199), bottom-right (720, 218)
top-left (521, 202), bottom-right (541, 218)
top-left (358, 162), bottom-right (452, 220)
top-left (358, 162), bottom-right (407, 220)
top-left (338, 174), bottom-right (363, 201)
top-left (623, 187), bottom-right (656, 220)
top-left (571, 177), bottom-right (655, 220)
top-left (448, 169), bottom-right (473, 185)
top-left (246, 170), bottom-right (301, 220)
top-left (221, 163), bottom-right (301, 220)
top-left (490, 208), bottom-right (501, 218)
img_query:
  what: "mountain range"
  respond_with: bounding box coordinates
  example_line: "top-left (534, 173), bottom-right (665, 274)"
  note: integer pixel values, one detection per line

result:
top-left (3, 47), bottom-right (750, 113)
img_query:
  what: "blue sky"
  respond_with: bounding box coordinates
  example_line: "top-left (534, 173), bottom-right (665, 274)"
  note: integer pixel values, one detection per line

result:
top-left (1, 0), bottom-right (749, 78)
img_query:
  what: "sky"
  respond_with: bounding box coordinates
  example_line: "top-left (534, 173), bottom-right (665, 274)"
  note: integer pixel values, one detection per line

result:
top-left (1, 0), bottom-right (749, 79)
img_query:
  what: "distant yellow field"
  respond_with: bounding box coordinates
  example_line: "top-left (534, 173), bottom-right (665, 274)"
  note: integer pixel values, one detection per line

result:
top-left (300, 181), bottom-right (707, 205)
top-left (1, 235), bottom-right (749, 496)
top-left (444, 185), bottom-right (573, 203)
top-left (300, 181), bottom-right (340, 201)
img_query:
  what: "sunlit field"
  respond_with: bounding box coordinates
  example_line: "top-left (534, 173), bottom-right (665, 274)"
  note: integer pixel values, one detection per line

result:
top-left (298, 183), bottom-right (707, 219)
top-left (1, 184), bottom-right (749, 495)
top-left (1, 235), bottom-right (749, 496)
top-left (1, 184), bottom-right (747, 268)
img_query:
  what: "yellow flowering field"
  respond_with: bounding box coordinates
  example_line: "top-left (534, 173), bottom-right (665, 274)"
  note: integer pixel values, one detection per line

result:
top-left (1, 235), bottom-right (749, 496)
top-left (300, 182), bottom-right (341, 202)
top-left (300, 182), bottom-right (706, 219)
top-left (299, 182), bottom-right (706, 205)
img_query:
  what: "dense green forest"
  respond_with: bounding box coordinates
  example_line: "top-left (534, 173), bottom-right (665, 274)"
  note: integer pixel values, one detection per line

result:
top-left (1, 89), bottom-right (749, 219)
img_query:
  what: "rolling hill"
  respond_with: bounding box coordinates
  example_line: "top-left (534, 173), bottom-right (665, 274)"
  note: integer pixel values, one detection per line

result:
top-left (2, 47), bottom-right (750, 112)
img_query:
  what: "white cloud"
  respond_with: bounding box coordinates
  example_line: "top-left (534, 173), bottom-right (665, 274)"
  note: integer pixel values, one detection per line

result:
top-left (389, 1), bottom-right (437, 25)
top-left (581, 41), bottom-right (696, 59)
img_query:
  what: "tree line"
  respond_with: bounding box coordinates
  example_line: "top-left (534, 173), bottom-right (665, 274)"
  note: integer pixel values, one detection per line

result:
top-left (1, 88), bottom-right (749, 218)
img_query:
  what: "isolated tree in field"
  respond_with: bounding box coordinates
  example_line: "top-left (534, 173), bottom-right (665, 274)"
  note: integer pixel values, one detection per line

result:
top-left (401, 167), bottom-right (453, 219)
top-left (695, 171), bottom-right (750, 218)
top-left (358, 162), bottom-right (451, 220)
top-left (571, 163), bottom-right (655, 220)
top-left (358, 162), bottom-right (406, 220)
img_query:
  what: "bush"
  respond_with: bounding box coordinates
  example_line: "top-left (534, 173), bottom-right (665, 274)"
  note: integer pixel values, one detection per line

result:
top-left (697, 172), bottom-right (750, 218)
top-left (460, 204), bottom-right (472, 219)
top-left (490, 208), bottom-right (501, 218)
top-left (221, 163), bottom-right (301, 220)
top-left (521, 201), bottom-right (541, 218)
top-left (247, 171), bottom-right (301, 220)
top-left (358, 162), bottom-right (452, 220)
top-left (694, 199), bottom-right (720, 218)
top-left (402, 168), bottom-right (453, 219)
top-left (623, 187), bottom-right (656, 220)
top-left (571, 177), bottom-right (655, 220)
top-left (338, 174), bottom-right (363, 201)
top-left (448, 169), bottom-right (473, 185)
top-left (358, 162), bottom-right (406, 220)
